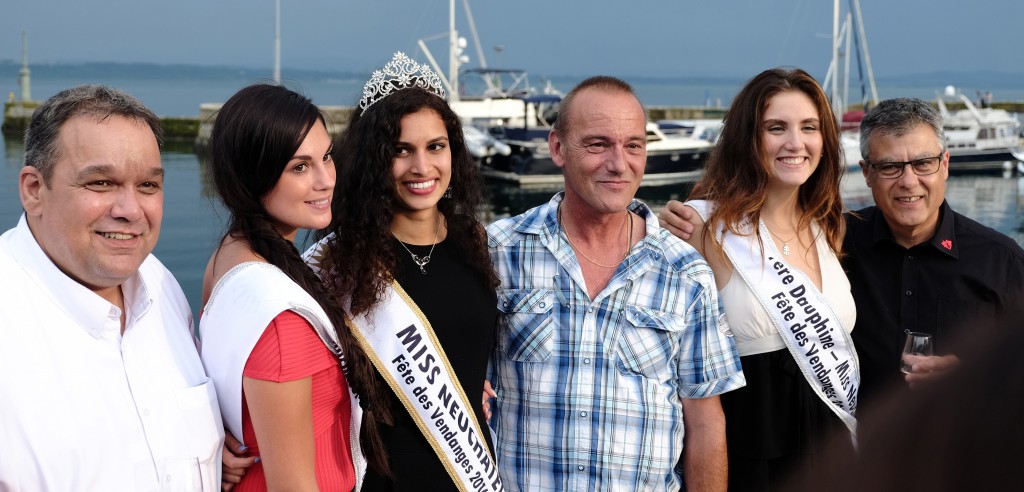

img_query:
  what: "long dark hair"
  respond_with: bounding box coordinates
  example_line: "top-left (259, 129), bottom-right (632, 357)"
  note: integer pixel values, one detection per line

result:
top-left (208, 83), bottom-right (392, 475)
top-left (689, 67), bottom-right (845, 258)
top-left (320, 85), bottom-right (498, 315)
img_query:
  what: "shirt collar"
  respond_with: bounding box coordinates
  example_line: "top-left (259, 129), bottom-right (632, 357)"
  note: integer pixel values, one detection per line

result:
top-left (870, 200), bottom-right (958, 258)
top-left (12, 214), bottom-right (154, 338)
top-left (925, 200), bottom-right (958, 258)
top-left (516, 192), bottom-right (658, 238)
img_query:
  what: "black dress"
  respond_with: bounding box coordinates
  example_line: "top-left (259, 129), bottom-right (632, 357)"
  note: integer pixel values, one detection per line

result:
top-left (362, 237), bottom-right (497, 491)
top-left (720, 349), bottom-right (852, 491)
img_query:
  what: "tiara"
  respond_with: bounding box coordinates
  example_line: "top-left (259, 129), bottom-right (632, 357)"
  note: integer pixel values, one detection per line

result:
top-left (359, 51), bottom-right (446, 111)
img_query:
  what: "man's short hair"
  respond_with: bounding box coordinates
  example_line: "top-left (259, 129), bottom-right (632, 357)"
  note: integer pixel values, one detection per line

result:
top-left (552, 76), bottom-right (643, 135)
top-left (859, 98), bottom-right (945, 160)
top-left (24, 85), bottom-right (162, 185)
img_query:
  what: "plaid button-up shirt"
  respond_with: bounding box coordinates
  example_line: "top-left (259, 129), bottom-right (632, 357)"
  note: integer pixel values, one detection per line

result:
top-left (487, 193), bottom-right (745, 491)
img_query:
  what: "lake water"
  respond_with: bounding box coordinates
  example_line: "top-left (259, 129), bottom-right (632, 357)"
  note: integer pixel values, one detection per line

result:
top-left (3, 134), bottom-right (1023, 322)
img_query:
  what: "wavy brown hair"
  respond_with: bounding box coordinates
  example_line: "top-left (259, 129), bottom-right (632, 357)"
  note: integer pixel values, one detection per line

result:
top-left (209, 83), bottom-right (392, 475)
top-left (319, 85), bottom-right (498, 316)
top-left (689, 67), bottom-right (845, 258)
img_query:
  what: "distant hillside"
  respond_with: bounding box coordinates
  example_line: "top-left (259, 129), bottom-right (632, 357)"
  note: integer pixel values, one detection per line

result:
top-left (877, 70), bottom-right (1024, 89)
top-left (4, 60), bottom-right (1022, 88)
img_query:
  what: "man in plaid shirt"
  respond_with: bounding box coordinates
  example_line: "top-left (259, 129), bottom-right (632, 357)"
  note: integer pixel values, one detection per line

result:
top-left (487, 76), bottom-right (745, 491)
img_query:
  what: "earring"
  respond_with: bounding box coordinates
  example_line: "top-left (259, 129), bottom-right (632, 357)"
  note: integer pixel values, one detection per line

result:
top-left (443, 186), bottom-right (453, 199)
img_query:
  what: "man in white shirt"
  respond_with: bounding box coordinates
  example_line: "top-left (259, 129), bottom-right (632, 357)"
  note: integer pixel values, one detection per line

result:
top-left (0, 85), bottom-right (223, 491)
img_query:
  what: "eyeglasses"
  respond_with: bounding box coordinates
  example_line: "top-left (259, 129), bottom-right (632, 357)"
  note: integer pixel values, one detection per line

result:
top-left (864, 153), bottom-right (944, 179)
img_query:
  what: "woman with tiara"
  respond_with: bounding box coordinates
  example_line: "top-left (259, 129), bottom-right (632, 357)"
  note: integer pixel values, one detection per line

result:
top-left (306, 52), bottom-right (503, 490)
top-left (200, 84), bottom-right (393, 491)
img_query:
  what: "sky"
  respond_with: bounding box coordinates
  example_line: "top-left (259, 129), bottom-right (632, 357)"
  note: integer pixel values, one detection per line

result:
top-left (3, 0), bottom-right (1023, 82)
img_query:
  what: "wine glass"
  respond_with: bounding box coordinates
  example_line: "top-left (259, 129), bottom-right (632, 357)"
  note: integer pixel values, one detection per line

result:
top-left (900, 331), bottom-right (934, 375)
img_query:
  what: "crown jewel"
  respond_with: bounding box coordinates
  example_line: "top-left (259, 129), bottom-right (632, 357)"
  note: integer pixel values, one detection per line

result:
top-left (359, 52), bottom-right (446, 111)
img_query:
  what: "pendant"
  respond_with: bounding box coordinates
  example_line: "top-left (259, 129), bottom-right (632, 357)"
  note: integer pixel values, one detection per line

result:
top-left (782, 242), bottom-right (791, 256)
top-left (411, 254), bottom-right (430, 274)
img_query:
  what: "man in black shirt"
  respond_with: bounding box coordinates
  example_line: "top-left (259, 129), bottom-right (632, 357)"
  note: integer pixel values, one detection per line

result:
top-left (658, 97), bottom-right (1024, 414)
top-left (845, 98), bottom-right (1024, 410)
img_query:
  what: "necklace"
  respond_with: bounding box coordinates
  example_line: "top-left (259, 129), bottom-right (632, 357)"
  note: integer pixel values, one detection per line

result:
top-left (392, 216), bottom-right (442, 275)
top-left (558, 204), bottom-right (633, 268)
top-left (763, 221), bottom-right (798, 256)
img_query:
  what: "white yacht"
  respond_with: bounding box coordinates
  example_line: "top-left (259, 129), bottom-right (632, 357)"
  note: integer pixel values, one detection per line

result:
top-left (937, 86), bottom-right (1024, 173)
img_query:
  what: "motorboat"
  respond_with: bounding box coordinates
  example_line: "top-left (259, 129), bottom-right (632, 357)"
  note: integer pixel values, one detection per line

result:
top-left (937, 86), bottom-right (1024, 173)
top-left (657, 119), bottom-right (723, 143)
top-left (449, 68), bottom-right (559, 130)
top-left (463, 124), bottom-right (511, 163)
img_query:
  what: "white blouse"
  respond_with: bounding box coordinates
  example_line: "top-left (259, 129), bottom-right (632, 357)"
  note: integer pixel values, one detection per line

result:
top-left (719, 223), bottom-right (857, 357)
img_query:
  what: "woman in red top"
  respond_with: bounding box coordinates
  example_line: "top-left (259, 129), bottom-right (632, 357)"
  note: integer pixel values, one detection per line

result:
top-left (200, 84), bottom-right (392, 490)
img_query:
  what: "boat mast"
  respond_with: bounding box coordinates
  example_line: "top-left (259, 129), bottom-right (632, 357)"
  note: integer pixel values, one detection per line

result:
top-left (850, 0), bottom-right (878, 106)
top-left (448, 0), bottom-right (460, 101)
top-left (831, 0), bottom-right (841, 114)
top-left (419, 0), bottom-right (473, 100)
top-left (843, 13), bottom-right (852, 112)
top-left (273, 0), bottom-right (281, 84)
top-left (831, 0), bottom-right (839, 111)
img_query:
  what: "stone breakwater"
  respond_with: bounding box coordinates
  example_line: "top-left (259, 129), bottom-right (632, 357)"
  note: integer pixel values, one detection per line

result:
top-left (193, 104), bottom-right (355, 148)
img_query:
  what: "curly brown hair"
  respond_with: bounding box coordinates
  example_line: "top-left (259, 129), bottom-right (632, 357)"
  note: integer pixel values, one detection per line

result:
top-left (689, 67), bottom-right (845, 258)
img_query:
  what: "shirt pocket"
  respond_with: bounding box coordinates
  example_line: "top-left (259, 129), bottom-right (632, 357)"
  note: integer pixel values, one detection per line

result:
top-left (173, 377), bottom-right (224, 463)
top-left (615, 305), bottom-right (682, 382)
top-left (498, 289), bottom-right (556, 363)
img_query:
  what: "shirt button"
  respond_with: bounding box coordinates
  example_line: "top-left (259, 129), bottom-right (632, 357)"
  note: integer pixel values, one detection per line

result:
top-left (580, 411), bottom-right (588, 417)
top-left (908, 255), bottom-right (914, 260)
top-left (143, 409), bottom-right (151, 417)
top-left (587, 307), bottom-right (594, 313)
top-left (583, 358), bottom-right (591, 364)
top-left (577, 465), bottom-right (585, 471)
top-left (539, 302), bottom-right (546, 308)
top-left (906, 290), bottom-right (912, 296)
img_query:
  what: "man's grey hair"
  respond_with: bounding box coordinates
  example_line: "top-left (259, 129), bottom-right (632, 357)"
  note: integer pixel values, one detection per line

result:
top-left (859, 97), bottom-right (946, 161)
top-left (24, 85), bottom-right (162, 184)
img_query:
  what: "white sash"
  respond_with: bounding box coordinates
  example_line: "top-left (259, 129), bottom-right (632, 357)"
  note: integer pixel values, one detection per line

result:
top-left (345, 281), bottom-right (504, 492)
top-left (200, 262), bottom-right (367, 489)
top-left (688, 201), bottom-right (859, 435)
